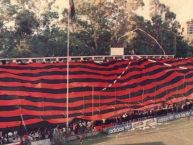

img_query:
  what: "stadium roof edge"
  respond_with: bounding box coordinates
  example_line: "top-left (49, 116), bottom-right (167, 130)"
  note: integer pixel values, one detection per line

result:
top-left (0, 55), bottom-right (175, 62)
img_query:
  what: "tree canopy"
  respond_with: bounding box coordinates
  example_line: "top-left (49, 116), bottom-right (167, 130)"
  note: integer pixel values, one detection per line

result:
top-left (0, 0), bottom-right (192, 58)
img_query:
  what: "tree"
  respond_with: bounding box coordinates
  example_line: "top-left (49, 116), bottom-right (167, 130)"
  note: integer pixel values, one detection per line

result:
top-left (124, 16), bottom-right (157, 55)
top-left (0, 0), bottom-right (192, 58)
top-left (62, 0), bottom-right (144, 56)
top-left (15, 10), bottom-right (39, 37)
top-left (31, 27), bottom-right (68, 57)
top-left (148, 0), bottom-right (190, 56)
top-left (0, 0), bottom-right (61, 58)
top-left (0, 0), bottom-right (19, 57)
top-left (182, 37), bottom-right (193, 57)
top-left (125, 0), bottom-right (191, 57)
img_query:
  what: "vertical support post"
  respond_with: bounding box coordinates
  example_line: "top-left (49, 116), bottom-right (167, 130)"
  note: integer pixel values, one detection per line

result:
top-left (92, 86), bottom-right (94, 120)
top-left (66, 0), bottom-right (70, 135)
top-left (92, 86), bottom-right (94, 133)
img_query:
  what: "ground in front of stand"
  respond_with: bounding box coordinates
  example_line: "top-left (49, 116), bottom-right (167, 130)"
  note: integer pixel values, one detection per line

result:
top-left (68, 118), bottom-right (193, 145)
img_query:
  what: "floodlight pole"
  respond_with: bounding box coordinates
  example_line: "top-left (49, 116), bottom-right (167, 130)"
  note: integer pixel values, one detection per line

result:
top-left (66, 0), bottom-right (70, 135)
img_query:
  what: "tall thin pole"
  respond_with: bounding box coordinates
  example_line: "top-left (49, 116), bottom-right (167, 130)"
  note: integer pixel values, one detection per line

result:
top-left (141, 88), bottom-right (144, 106)
top-left (92, 86), bottom-right (94, 132)
top-left (83, 95), bottom-right (85, 116)
top-left (66, 0), bottom-right (70, 135)
top-left (154, 86), bottom-right (157, 117)
top-left (92, 86), bottom-right (94, 120)
top-left (184, 74), bottom-right (186, 97)
top-left (115, 86), bottom-right (117, 119)
top-left (20, 107), bottom-right (27, 134)
top-left (99, 95), bottom-right (101, 116)
top-left (141, 87), bottom-right (144, 118)
top-left (154, 84), bottom-right (157, 106)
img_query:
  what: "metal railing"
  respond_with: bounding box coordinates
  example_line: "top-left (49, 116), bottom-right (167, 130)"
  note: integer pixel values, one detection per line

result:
top-left (0, 55), bottom-right (175, 63)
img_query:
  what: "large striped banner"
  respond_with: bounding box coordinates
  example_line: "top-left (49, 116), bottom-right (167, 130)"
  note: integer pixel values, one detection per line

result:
top-left (0, 58), bottom-right (193, 129)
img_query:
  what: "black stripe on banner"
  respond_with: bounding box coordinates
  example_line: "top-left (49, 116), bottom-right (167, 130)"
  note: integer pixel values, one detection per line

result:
top-left (0, 95), bottom-right (65, 103)
top-left (0, 62), bottom-right (129, 71)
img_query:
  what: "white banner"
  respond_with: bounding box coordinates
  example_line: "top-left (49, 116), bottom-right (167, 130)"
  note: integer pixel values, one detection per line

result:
top-left (144, 118), bottom-right (157, 127)
top-left (132, 121), bottom-right (145, 129)
top-left (132, 118), bottom-right (157, 130)
top-left (6, 143), bottom-right (20, 145)
top-left (111, 47), bottom-right (124, 56)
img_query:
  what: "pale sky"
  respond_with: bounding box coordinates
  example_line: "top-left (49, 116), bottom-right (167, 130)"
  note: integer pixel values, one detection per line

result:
top-left (139, 0), bottom-right (193, 25)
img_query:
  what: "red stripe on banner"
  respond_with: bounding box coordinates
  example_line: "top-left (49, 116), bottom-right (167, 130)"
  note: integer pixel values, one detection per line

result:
top-left (0, 58), bottom-right (192, 128)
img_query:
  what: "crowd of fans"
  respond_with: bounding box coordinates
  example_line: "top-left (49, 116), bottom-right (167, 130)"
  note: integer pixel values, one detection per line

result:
top-left (0, 100), bottom-right (192, 145)
top-left (94, 100), bottom-right (193, 127)
top-left (0, 120), bottom-right (93, 145)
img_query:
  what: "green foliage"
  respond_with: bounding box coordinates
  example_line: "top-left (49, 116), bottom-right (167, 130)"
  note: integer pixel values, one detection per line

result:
top-left (0, 0), bottom-right (192, 58)
top-left (15, 10), bottom-right (39, 37)
top-left (125, 0), bottom-right (190, 57)
top-left (31, 28), bottom-right (67, 57)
